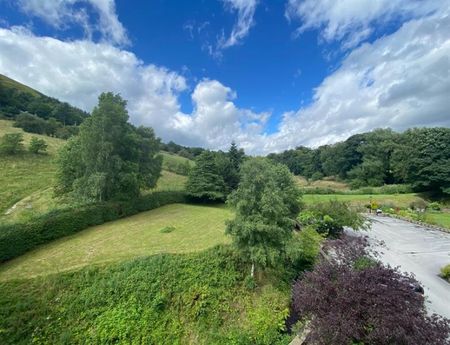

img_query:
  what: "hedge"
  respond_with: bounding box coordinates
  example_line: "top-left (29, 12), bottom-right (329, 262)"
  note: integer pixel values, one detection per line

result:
top-left (0, 191), bottom-right (187, 262)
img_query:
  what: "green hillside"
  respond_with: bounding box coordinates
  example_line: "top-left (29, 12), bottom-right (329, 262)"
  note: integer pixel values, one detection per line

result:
top-left (0, 120), bottom-right (64, 214)
top-left (0, 74), bottom-right (42, 97)
top-left (0, 120), bottom-right (189, 221)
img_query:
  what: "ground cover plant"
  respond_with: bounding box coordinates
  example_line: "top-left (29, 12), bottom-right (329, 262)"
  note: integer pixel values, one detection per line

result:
top-left (0, 203), bottom-right (232, 280)
top-left (0, 246), bottom-right (294, 345)
top-left (291, 236), bottom-right (450, 344)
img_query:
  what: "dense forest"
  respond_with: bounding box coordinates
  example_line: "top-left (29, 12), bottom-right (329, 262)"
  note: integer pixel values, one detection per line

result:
top-left (268, 128), bottom-right (450, 195)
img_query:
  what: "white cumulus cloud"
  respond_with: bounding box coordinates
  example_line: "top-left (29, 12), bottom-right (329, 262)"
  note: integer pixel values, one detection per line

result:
top-left (18, 0), bottom-right (129, 46)
top-left (285, 0), bottom-right (442, 48)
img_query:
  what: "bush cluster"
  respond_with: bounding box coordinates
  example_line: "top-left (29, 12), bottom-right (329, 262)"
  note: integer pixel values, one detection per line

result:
top-left (0, 191), bottom-right (186, 262)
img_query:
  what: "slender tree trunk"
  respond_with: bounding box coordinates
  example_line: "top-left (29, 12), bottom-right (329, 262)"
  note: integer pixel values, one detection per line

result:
top-left (251, 262), bottom-right (255, 278)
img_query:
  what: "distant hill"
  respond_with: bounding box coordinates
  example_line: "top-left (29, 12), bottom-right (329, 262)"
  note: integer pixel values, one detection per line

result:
top-left (0, 74), bottom-right (88, 126)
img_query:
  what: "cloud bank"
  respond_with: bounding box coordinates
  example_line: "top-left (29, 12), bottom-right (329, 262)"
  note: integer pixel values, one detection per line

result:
top-left (0, 2), bottom-right (449, 155)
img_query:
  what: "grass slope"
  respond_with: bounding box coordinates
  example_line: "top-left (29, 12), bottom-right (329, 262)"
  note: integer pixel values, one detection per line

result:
top-left (0, 120), bottom-right (188, 221)
top-left (0, 247), bottom-right (292, 345)
top-left (0, 120), bottom-right (64, 213)
top-left (0, 203), bottom-right (233, 280)
top-left (0, 74), bottom-right (41, 97)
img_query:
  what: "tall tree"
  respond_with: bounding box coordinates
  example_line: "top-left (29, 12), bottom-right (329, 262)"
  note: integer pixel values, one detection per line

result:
top-left (392, 127), bottom-right (450, 195)
top-left (226, 158), bottom-right (301, 277)
top-left (55, 92), bottom-right (162, 201)
top-left (186, 151), bottom-right (227, 201)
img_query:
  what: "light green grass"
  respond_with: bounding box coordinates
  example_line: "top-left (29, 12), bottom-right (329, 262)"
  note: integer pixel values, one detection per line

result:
top-left (0, 74), bottom-right (41, 97)
top-left (294, 176), bottom-right (349, 190)
top-left (302, 193), bottom-right (423, 208)
top-left (425, 212), bottom-right (450, 229)
top-left (0, 120), bottom-right (65, 215)
top-left (0, 203), bottom-right (233, 281)
top-left (150, 170), bottom-right (187, 192)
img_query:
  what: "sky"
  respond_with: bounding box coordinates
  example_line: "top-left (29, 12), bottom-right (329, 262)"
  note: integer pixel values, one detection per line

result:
top-left (0, 0), bottom-right (449, 154)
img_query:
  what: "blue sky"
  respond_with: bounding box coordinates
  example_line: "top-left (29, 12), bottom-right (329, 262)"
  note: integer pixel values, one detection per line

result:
top-left (0, 0), bottom-right (449, 153)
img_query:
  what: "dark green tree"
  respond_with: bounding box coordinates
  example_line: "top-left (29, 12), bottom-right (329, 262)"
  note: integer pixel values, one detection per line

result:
top-left (186, 151), bottom-right (227, 201)
top-left (226, 158), bottom-right (301, 277)
top-left (392, 128), bottom-right (450, 195)
top-left (0, 133), bottom-right (24, 155)
top-left (29, 137), bottom-right (48, 154)
top-left (55, 92), bottom-right (162, 201)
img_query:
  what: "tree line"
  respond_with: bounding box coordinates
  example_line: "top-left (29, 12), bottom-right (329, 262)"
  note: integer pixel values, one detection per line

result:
top-left (268, 128), bottom-right (450, 195)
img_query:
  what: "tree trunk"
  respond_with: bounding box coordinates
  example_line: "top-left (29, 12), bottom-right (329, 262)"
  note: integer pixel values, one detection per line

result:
top-left (251, 262), bottom-right (255, 278)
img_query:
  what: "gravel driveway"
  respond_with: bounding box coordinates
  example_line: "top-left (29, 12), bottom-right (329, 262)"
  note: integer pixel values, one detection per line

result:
top-left (349, 215), bottom-right (450, 319)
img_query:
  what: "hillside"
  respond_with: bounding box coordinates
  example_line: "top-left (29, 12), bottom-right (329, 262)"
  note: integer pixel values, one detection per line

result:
top-left (0, 120), bottom-right (64, 214)
top-left (0, 120), bottom-right (190, 222)
top-left (0, 74), bottom-right (42, 97)
top-left (0, 74), bottom-right (88, 126)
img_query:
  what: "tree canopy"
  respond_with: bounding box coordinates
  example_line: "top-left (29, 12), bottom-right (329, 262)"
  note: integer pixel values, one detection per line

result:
top-left (226, 158), bottom-right (301, 275)
top-left (268, 127), bottom-right (450, 195)
top-left (186, 151), bottom-right (227, 201)
top-left (55, 92), bottom-right (162, 202)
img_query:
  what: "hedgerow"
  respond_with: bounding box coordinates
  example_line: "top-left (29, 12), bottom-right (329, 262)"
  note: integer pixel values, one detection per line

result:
top-left (0, 191), bottom-right (187, 262)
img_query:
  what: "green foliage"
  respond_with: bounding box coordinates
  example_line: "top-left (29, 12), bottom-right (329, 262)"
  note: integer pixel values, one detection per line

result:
top-left (55, 93), bottom-right (162, 202)
top-left (269, 127), bottom-right (450, 195)
top-left (160, 226), bottom-right (176, 233)
top-left (428, 202), bottom-right (441, 211)
top-left (392, 127), bottom-right (450, 195)
top-left (0, 132), bottom-right (24, 154)
top-left (28, 136), bottom-right (47, 154)
top-left (226, 158), bottom-right (301, 273)
top-left (0, 73), bottom-right (88, 125)
top-left (186, 151), bottom-right (227, 201)
top-left (440, 264), bottom-right (450, 282)
top-left (298, 200), bottom-right (367, 237)
top-left (0, 191), bottom-right (186, 262)
top-left (285, 226), bottom-right (323, 273)
top-left (0, 246), bottom-right (292, 345)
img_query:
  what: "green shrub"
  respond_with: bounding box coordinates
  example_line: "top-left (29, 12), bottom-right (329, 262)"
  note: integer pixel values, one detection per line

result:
top-left (428, 202), bottom-right (441, 211)
top-left (0, 133), bottom-right (24, 154)
top-left (0, 191), bottom-right (187, 262)
top-left (441, 264), bottom-right (450, 282)
top-left (28, 136), bottom-right (48, 154)
top-left (160, 226), bottom-right (175, 233)
top-left (298, 200), bottom-right (368, 237)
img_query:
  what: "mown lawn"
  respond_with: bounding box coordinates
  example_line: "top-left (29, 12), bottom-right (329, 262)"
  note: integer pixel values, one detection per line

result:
top-left (0, 203), bottom-right (233, 280)
top-left (302, 193), bottom-right (423, 208)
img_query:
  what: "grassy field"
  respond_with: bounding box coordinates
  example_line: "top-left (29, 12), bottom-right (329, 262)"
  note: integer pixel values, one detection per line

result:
top-left (295, 176), bottom-right (349, 190)
top-left (0, 203), bottom-right (233, 280)
top-left (302, 193), bottom-right (423, 208)
top-left (0, 120), bottom-right (64, 213)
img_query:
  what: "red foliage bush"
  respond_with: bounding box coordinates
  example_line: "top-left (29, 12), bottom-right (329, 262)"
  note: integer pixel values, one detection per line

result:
top-left (292, 236), bottom-right (450, 345)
